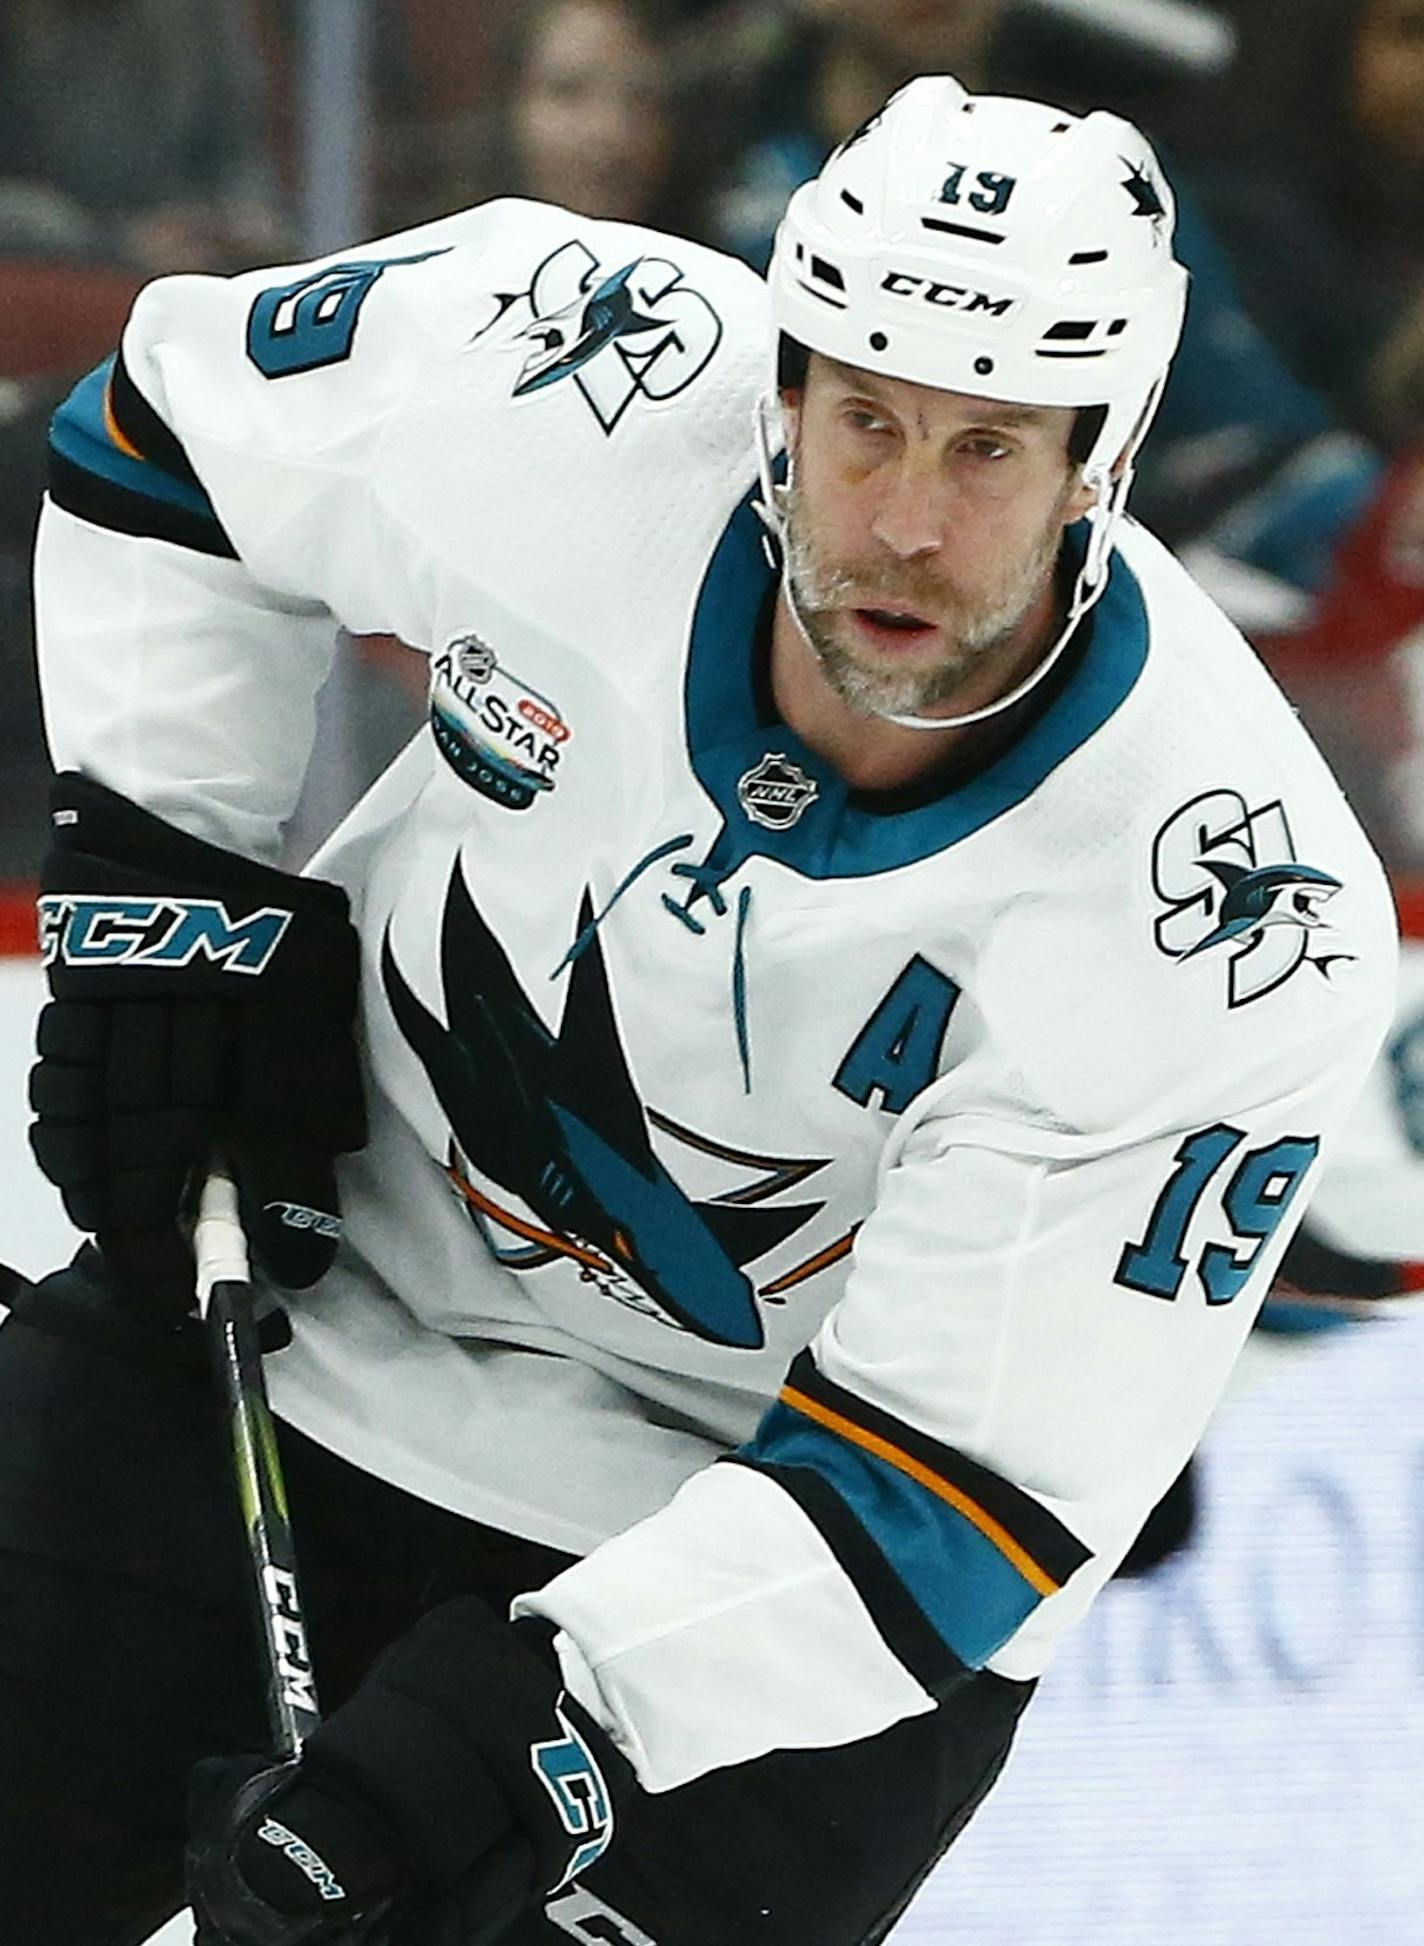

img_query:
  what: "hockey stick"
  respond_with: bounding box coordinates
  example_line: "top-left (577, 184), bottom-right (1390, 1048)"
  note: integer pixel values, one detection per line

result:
top-left (195, 1169), bottom-right (321, 1758)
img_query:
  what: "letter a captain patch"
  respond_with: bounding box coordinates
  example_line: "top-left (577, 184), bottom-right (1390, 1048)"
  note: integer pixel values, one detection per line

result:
top-left (834, 955), bottom-right (960, 1114)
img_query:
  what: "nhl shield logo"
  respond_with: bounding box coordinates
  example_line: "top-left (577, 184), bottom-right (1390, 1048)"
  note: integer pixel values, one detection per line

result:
top-left (737, 753), bottom-right (818, 831)
top-left (451, 632), bottom-right (497, 684)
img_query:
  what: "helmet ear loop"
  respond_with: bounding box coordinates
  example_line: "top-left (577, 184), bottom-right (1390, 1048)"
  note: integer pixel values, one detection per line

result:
top-left (1077, 367), bottom-right (1169, 598)
top-left (1080, 465), bottom-right (1129, 601)
top-left (753, 388), bottom-right (793, 564)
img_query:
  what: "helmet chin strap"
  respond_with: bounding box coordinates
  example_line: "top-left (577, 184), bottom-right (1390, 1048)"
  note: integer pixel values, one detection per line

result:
top-left (752, 388), bottom-right (1143, 733)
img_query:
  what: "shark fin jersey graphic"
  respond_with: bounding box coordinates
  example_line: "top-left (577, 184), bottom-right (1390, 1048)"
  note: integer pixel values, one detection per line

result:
top-left (381, 863), bottom-right (830, 1349)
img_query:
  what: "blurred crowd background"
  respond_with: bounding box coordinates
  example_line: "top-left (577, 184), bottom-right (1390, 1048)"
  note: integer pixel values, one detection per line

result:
top-left (4, 0), bottom-right (1424, 887)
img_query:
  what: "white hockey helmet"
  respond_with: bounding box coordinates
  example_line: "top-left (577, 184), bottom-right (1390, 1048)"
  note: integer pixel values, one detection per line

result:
top-left (760, 76), bottom-right (1190, 730)
top-left (768, 75), bottom-right (1189, 486)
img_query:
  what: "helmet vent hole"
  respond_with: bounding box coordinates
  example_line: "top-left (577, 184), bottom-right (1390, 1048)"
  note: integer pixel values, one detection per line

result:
top-left (1070, 249), bottom-right (1108, 265)
top-left (1045, 320), bottom-right (1095, 341)
top-left (1108, 318), bottom-right (1128, 336)
top-left (840, 189), bottom-right (865, 215)
top-left (921, 215), bottom-right (1005, 245)
top-left (794, 278), bottom-right (847, 311)
top-left (870, 331), bottom-right (889, 352)
top-left (810, 255), bottom-right (846, 291)
top-left (1052, 122), bottom-right (1071, 133)
top-left (974, 356), bottom-right (994, 376)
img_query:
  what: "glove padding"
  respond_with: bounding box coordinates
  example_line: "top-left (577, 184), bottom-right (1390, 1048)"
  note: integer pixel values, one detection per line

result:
top-left (30, 772), bottom-right (367, 1315)
top-left (186, 1602), bottom-right (626, 1946)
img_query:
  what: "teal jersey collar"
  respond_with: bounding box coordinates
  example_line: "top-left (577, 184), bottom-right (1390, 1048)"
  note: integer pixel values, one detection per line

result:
top-left (682, 484), bottom-right (1151, 883)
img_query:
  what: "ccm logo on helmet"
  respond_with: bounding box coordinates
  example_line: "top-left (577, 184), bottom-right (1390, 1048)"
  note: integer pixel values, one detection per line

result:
top-left (879, 271), bottom-right (1019, 319)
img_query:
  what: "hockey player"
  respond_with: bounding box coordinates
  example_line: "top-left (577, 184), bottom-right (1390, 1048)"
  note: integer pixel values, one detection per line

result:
top-left (3, 76), bottom-right (1397, 1946)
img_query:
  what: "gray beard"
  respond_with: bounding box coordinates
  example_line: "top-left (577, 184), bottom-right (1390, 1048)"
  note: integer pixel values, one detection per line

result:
top-left (780, 485), bottom-right (1065, 720)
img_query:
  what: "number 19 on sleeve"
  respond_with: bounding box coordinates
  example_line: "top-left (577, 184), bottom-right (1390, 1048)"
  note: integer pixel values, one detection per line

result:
top-left (1115, 1123), bottom-right (1320, 1306)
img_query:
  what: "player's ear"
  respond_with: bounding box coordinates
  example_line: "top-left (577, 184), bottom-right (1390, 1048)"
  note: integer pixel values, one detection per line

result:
top-left (779, 385), bottom-right (804, 452)
top-left (776, 334), bottom-right (812, 458)
top-left (1064, 468), bottom-right (1100, 523)
top-left (1064, 441), bottom-right (1131, 524)
top-left (1062, 402), bottom-right (1125, 522)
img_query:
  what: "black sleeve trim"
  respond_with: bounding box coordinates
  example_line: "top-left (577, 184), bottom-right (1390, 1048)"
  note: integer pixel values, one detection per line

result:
top-left (108, 348), bottom-right (210, 495)
top-left (49, 450), bottom-right (238, 560)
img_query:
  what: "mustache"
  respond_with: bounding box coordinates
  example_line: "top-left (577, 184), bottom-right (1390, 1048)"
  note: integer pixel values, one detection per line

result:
top-left (797, 556), bottom-right (958, 618)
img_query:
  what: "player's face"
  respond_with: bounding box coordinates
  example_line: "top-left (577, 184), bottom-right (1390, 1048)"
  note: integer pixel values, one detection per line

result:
top-left (780, 356), bottom-right (1093, 719)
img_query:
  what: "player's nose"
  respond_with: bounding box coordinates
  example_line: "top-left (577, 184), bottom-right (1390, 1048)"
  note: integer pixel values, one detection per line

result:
top-left (867, 464), bottom-right (948, 562)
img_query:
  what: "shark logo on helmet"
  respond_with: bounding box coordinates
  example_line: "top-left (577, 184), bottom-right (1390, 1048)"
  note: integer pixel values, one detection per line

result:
top-left (1121, 158), bottom-right (1167, 222)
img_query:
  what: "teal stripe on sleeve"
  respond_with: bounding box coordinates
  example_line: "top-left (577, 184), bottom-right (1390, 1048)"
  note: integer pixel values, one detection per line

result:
top-left (50, 361), bottom-right (227, 529)
top-left (740, 1399), bottom-right (1045, 1668)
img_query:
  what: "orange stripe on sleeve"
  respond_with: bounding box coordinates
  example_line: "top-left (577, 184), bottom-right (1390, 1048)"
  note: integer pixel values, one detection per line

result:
top-left (779, 1382), bottom-right (1061, 1598)
top-left (102, 382), bottom-right (145, 461)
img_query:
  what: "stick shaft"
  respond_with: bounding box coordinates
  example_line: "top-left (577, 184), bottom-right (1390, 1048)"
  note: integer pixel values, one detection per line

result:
top-left (197, 1172), bottom-right (320, 1756)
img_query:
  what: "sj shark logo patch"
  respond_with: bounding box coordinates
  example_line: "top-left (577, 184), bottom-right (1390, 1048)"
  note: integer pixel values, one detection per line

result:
top-left (471, 238), bottom-right (722, 432)
top-left (1152, 789), bottom-right (1350, 1006)
top-left (382, 863), bottom-right (848, 1348)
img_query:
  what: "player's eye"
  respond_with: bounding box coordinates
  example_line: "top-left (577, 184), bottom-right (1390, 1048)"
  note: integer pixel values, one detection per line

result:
top-left (843, 406), bottom-right (893, 435)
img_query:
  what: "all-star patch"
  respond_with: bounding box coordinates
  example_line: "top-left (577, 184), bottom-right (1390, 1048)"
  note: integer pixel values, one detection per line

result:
top-left (429, 632), bottom-right (571, 810)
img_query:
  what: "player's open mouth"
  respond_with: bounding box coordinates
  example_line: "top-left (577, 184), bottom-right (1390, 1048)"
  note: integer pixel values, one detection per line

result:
top-left (852, 607), bottom-right (938, 646)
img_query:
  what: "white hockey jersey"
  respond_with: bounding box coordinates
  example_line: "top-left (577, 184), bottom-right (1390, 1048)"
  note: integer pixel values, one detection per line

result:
top-left (34, 199), bottom-right (1397, 1793)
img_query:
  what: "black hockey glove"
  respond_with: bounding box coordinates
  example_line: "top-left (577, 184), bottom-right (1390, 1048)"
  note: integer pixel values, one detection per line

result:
top-left (30, 772), bottom-right (367, 1318)
top-left (187, 1602), bottom-right (628, 1946)
top-left (186, 1757), bottom-right (402, 1946)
